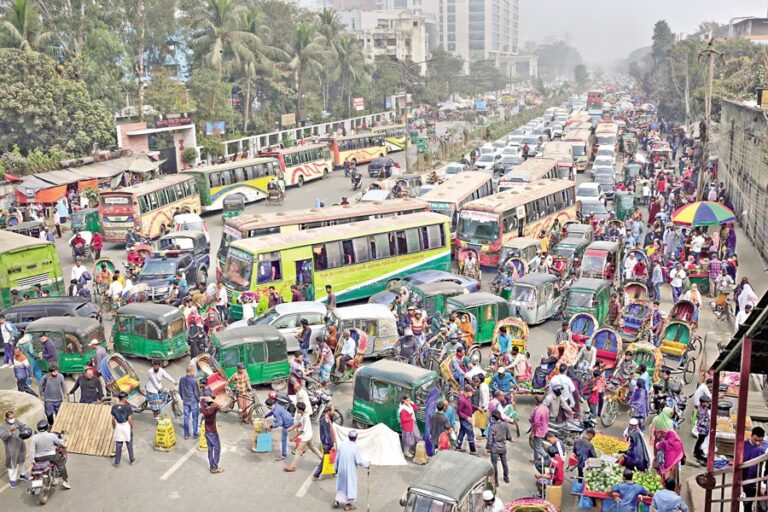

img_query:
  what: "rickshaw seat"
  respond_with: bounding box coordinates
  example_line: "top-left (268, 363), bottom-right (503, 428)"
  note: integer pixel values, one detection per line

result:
top-left (596, 349), bottom-right (616, 362)
top-left (660, 341), bottom-right (686, 357)
top-left (116, 374), bottom-right (139, 393)
top-left (207, 373), bottom-right (227, 396)
top-left (572, 333), bottom-right (590, 345)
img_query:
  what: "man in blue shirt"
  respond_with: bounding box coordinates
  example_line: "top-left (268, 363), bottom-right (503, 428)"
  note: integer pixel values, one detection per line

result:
top-left (264, 398), bottom-right (294, 460)
top-left (178, 366), bottom-right (200, 439)
top-left (743, 427), bottom-right (767, 512)
top-left (651, 477), bottom-right (688, 512)
top-left (490, 367), bottom-right (513, 395)
top-left (496, 326), bottom-right (511, 362)
top-left (611, 469), bottom-right (648, 512)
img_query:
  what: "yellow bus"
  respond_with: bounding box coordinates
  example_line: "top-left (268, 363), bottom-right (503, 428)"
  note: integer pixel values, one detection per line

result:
top-left (419, 172), bottom-right (494, 234)
top-left (99, 175), bottom-right (201, 242)
top-left (370, 124), bottom-right (407, 152)
top-left (563, 129), bottom-right (594, 172)
top-left (222, 212), bottom-right (451, 318)
top-left (182, 157), bottom-right (279, 212)
top-left (323, 133), bottom-right (388, 167)
top-left (258, 143), bottom-right (333, 188)
top-left (497, 158), bottom-right (559, 191)
top-left (455, 179), bottom-right (576, 266)
top-left (216, 197), bottom-right (429, 277)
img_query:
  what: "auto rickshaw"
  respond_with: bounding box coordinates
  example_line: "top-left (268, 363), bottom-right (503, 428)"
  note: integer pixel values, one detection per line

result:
top-left (409, 282), bottom-right (467, 321)
top-left (112, 303), bottom-right (188, 362)
top-left (458, 247), bottom-right (482, 280)
top-left (580, 240), bottom-right (622, 287)
top-left (507, 273), bottom-right (563, 325)
top-left (619, 283), bottom-right (652, 343)
top-left (399, 450), bottom-right (495, 511)
top-left (564, 278), bottom-right (612, 325)
top-left (7, 220), bottom-right (44, 239)
top-left (70, 208), bottom-right (102, 234)
top-left (614, 190), bottom-right (636, 220)
top-left (329, 304), bottom-right (399, 358)
top-left (26, 317), bottom-right (104, 375)
top-left (222, 194), bottom-right (245, 221)
top-left (350, 359), bottom-right (437, 431)
top-left (563, 223), bottom-right (594, 242)
top-left (622, 248), bottom-right (649, 284)
top-left (445, 293), bottom-right (511, 346)
top-left (100, 353), bottom-right (144, 407)
top-left (210, 325), bottom-right (290, 387)
top-left (491, 317), bottom-right (529, 357)
top-left (552, 237), bottom-right (590, 270)
top-left (499, 237), bottom-right (541, 271)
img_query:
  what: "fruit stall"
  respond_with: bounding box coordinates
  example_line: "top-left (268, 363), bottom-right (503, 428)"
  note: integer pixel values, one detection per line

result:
top-left (582, 460), bottom-right (659, 511)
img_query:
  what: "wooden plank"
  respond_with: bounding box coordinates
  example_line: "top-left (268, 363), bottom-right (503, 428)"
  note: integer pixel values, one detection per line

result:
top-left (52, 403), bottom-right (114, 457)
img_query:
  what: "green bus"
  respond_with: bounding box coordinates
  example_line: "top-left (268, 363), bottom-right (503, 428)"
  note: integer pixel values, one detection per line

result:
top-left (222, 212), bottom-right (451, 319)
top-left (0, 230), bottom-right (64, 308)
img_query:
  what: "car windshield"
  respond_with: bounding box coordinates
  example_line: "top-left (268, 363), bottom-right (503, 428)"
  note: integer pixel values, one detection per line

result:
top-left (222, 247), bottom-right (254, 291)
top-left (510, 285), bottom-right (535, 302)
top-left (478, 154), bottom-right (494, 162)
top-left (139, 259), bottom-right (177, 277)
top-left (577, 187), bottom-right (599, 197)
top-left (554, 246), bottom-right (575, 258)
top-left (568, 291), bottom-right (595, 308)
top-left (581, 202), bottom-right (608, 215)
top-left (522, 137), bottom-right (540, 145)
top-left (179, 221), bottom-right (204, 232)
top-left (595, 176), bottom-right (615, 187)
top-left (501, 156), bottom-right (521, 165)
top-left (457, 211), bottom-right (500, 242)
top-left (479, 147), bottom-right (493, 155)
top-left (581, 255), bottom-right (604, 274)
top-left (253, 309), bottom-right (280, 325)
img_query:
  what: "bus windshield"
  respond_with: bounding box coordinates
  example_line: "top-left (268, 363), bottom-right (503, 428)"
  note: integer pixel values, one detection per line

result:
top-left (571, 144), bottom-right (586, 157)
top-left (222, 247), bottom-right (254, 290)
top-left (457, 211), bottom-right (500, 242)
top-left (596, 135), bottom-right (616, 146)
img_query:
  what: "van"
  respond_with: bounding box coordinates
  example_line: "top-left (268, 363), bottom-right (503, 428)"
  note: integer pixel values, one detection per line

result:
top-left (0, 297), bottom-right (100, 334)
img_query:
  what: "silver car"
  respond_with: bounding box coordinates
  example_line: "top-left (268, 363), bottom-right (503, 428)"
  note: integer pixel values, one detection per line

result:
top-left (229, 301), bottom-right (328, 352)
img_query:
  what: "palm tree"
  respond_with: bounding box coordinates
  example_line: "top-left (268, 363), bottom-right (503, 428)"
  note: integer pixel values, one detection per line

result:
top-left (289, 23), bottom-right (324, 123)
top-left (190, 0), bottom-right (260, 76)
top-left (317, 9), bottom-right (343, 111)
top-left (335, 35), bottom-right (365, 114)
top-left (1, 0), bottom-right (54, 54)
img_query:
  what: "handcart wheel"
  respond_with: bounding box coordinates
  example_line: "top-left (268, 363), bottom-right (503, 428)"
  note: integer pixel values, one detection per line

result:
top-left (683, 358), bottom-right (696, 385)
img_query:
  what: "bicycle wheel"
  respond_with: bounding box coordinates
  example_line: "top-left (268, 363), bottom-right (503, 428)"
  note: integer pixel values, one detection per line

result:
top-left (600, 398), bottom-right (618, 427)
top-left (683, 358), bottom-right (696, 385)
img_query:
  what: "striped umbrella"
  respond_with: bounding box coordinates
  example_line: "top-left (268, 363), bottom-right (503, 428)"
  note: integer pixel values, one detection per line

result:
top-left (671, 201), bottom-right (736, 227)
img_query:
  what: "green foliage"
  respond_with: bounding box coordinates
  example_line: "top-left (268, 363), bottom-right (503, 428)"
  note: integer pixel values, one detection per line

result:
top-left (181, 147), bottom-right (199, 165)
top-left (574, 64), bottom-right (589, 88)
top-left (81, 187), bottom-right (100, 207)
top-left (188, 68), bottom-right (236, 123)
top-left (0, 49), bottom-right (114, 156)
top-left (534, 41), bottom-right (583, 82)
top-left (145, 67), bottom-right (196, 114)
top-left (651, 20), bottom-right (675, 67)
top-left (199, 135), bottom-right (224, 160)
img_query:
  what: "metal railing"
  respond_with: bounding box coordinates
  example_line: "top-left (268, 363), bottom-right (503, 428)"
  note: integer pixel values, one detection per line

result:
top-left (706, 451), bottom-right (768, 512)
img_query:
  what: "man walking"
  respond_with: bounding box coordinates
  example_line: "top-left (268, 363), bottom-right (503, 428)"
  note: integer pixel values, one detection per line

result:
top-left (0, 410), bottom-right (29, 487)
top-left (0, 315), bottom-right (16, 368)
top-left (201, 389), bottom-right (223, 474)
top-left (68, 368), bottom-right (103, 404)
top-left (334, 430), bottom-right (369, 511)
top-left (111, 392), bottom-right (137, 467)
top-left (669, 263), bottom-right (686, 304)
top-left (41, 366), bottom-right (66, 425)
top-left (179, 366), bottom-right (200, 439)
top-left (487, 410), bottom-right (512, 485)
top-left (456, 386), bottom-right (478, 454)
top-left (529, 394), bottom-right (549, 462)
top-left (651, 262), bottom-right (664, 303)
top-left (285, 402), bottom-right (322, 472)
top-left (312, 405), bottom-right (337, 480)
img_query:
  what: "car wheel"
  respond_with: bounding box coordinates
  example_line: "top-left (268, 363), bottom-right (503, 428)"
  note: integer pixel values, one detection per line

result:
top-left (197, 268), bottom-right (207, 286)
top-left (297, 175), bottom-right (304, 187)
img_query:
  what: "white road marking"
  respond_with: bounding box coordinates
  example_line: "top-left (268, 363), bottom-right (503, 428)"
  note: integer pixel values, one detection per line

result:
top-left (295, 474), bottom-right (314, 497)
top-left (0, 483), bottom-right (9, 495)
top-left (159, 445), bottom-right (199, 481)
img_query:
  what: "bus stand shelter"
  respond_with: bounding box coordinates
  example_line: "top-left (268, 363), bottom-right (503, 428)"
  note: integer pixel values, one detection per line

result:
top-left (703, 291), bottom-right (768, 512)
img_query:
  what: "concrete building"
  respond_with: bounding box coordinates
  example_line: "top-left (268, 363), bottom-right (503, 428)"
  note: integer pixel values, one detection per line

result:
top-left (718, 99), bottom-right (768, 261)
top-left (338, 10), bottom-right (433, 74)
top-left (728, 16), bottom-right (768, 43)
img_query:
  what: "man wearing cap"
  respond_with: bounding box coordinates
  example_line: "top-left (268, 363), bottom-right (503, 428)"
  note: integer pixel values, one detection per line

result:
top-left (395, 328), bottom-right (418, 363)
top-left (90, 339), bottom-right (107, 377)
top-left (481, 489), bottom-right (504, 511)
top-left (111, 392), bottom-right (137, 467)
top-left (490, 366), bottom-right (513, 396)
top-left (227, 363), bottom-right (252, 423)
top-left (691, 378), bottom-right (713, 424)
top-left (334, 430), bottom-right (369, 511)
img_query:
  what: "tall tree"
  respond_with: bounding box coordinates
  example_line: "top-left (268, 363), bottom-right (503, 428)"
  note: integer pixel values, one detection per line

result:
top-left (573, 64), bottom-right (589, 88)
top-left (0, 0), bottom-right (54, 54)
top-left (191, 0), bottom-right (258, 76)
top-left (289, 22), bottom-right (323, 123)
top-left (335, 35), bottom-right (364, 114)
top-left (317, 8), bottom-right (343, 111)
top-left (651, 20), bottom-right (675, 68)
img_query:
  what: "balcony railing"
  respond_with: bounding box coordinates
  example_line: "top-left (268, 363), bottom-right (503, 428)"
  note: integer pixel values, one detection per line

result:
top-left (704, 451), bottom-right (768, 512)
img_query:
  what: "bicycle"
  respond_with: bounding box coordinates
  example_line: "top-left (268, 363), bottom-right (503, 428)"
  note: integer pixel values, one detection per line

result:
top-left (220, 387), bottom-right (266, 422)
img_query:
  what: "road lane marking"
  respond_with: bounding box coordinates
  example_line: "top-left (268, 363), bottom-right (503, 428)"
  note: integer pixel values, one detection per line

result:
top-left (0, 483), bottom-right (9, 495)
top-left (160, 445), bottom-right (198, 481)
top-left (296, 474), bottom-right (314, 497)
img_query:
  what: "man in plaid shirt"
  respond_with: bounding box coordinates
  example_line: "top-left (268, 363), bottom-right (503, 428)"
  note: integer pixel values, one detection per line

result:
top-left (708, 254), bottom-right (722, 298)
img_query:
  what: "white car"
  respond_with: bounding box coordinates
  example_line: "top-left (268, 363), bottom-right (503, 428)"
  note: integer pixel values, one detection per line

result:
top-left (228, 301), bottom-right (328, 352)
top-left (501, 146), bottom-right (520, 157)
top-left (596, 145), bottom-right (616, 162)
top-left (474, 153), bottom-right (500, 173)
top-left (576, 183), bottom-right (605, 204)
top-left (173, 213), bottom-right (210, 244)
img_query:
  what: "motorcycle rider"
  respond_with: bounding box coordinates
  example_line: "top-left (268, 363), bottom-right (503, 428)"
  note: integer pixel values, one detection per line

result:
top-left (29, 420), bottom-right (70, 489)
top-left (395, 329), bottom-right (418, 364)
top-left (124, 227), bottom-right (140, 249)
top-left (350, 168), bottom-right (362, 190)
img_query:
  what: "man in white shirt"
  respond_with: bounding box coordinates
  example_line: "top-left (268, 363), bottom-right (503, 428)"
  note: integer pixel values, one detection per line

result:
top-left (669, 263), bottom-right (687, 303)
top-left (736, 304), bottom-right (753, 327)
top-left (549, 364), bottom-right (576, 404)
top-left (707, 186), bottom-right (718, 202)
top-left (690, 233), bottom-right (705, 261)
top-left (146, 361), bottom-right (176, 395)
top-left (107, 276), bottom-right (124, 301)
top-left (482, 490), bottom-right (505, 512)
top-left (216, 282), bottom-right (228, 321)
top-left (624, 253), bottom-right (637, 281)
top-left (284, 402), bottom-right (322, 472)
top-left (336, 330), bottom-right (357, 376)
top-left (691, 378), bottom-right (713, 409)
top-left (71, 260), bottom-right (87, 282)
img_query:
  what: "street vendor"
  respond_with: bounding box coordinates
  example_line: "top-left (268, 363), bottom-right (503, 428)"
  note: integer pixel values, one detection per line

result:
top-left (621, 418), bottom-right (650, 471)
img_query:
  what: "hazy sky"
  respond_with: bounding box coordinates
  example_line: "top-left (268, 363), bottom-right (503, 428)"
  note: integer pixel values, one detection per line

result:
top-left (520, 0), bottom-right (767, 65)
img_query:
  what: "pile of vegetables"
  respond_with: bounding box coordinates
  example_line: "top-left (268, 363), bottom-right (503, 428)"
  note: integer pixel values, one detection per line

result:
top-left (633, 470), bottom-right (662, 493)
top-left (592, 433), bottom-right (628, 455)
top-left (585, 464), bottom-right (623, 493)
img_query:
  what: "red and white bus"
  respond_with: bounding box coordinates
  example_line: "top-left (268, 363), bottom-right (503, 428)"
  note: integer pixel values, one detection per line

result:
top-left (322, 133), bottom-right (388, 167)
top-left (259, 143), bottom-right (333, 188)
top-left (99, 175), bottom-right (201, 242)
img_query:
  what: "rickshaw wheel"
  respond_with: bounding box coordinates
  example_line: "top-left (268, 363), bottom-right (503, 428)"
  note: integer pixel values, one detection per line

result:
top-left (467, 346), bottom-right (482, 365)
top-left (331, 410), bottom-right (344, 426)
top-left (600, 398), bottom-right (618, 427)
top-left (683, 359), bottom-right (696, 385)
top-left (689, 336), bottom-right (702, 354)
top-left (352, 419), bottom-right (368, 429)
top-left (270, 378), bottom-right (288, 392)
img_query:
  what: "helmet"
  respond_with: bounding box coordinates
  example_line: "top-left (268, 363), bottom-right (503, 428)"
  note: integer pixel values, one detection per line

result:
top-left (669, 383), bottom-right (682, 395)
top-left (36, 420), bottom-right (49, 432)
top-left (19, 427), bottom-right (33, 440)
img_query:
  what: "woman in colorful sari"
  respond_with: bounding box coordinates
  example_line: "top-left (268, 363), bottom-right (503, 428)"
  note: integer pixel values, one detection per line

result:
top-left (654, 428), bottom-right (685, 486)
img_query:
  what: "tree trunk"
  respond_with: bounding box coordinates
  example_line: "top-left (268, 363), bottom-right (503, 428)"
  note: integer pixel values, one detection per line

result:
top-left (243, 80), bottom-right (252, 133)
top-left (295, 68), bottom-right (303, 124)
top-left (135, 0), bottom-right (147, 121)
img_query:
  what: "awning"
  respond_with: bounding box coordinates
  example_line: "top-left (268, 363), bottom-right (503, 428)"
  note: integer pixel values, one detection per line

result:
top-left (35, 169), bottom-right (88, 186)
top-left (77, 179), bottom-right (99, 191)
top-left (15, 183), bottom-right (67, 204)
top-left (712, 291), bottom-right (768, 373)
top-left (69, 162), bottom-right (124, 179)
top-left (124, 157), bottom-right (165, 173)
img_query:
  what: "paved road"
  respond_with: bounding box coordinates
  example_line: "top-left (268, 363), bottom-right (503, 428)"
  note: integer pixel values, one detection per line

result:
top-left (0, 139), bottom-right (764, 509)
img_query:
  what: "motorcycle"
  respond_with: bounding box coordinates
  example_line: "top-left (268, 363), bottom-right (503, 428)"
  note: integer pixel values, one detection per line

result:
top-left (351, 172), bottom-right (362, 191)
top-left (309, 388), bottom-right (344, 425)
top-left (28, 431), bottom-right (67, 505)
top-left (546, 412), bottom-right (597, 447)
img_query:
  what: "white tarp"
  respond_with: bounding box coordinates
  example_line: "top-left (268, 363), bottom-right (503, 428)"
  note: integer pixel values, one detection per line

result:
top-left (332, 423), bottom-right (407, 466)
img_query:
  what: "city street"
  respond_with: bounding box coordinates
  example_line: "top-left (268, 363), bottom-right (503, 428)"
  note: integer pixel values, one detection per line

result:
top-left (0, 146), bottom-right (764, 511)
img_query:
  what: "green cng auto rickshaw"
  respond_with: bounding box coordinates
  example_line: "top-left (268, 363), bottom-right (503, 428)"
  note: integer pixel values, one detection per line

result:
top-left (26, 317), bottom-right (104, 375)
top-left (499, 237), bottom-right (541, 270)
top-left (210, 325), bottom-right (290, 386)
top-left (70, 208), bottom-right (102, 234)
top-left (410, 282), bottom-right (467, 320)
top-left (400, 450), bottom-right (495, 512)
top-left (222, 195), bottom-right (245, 221)
top-left (564, 277), bottom-right (612, 325)
top-left (445, 293), bottom-right (511, 346)
top-left (614, 190), bottom-right (636, 221)
top-left (581, 240), bottom-right (623, 287)
top-left (563, 223), bottom-right (594, 242)
top-left (350, 359), bottom-right (437, 432)
top-left (552, 237), bottom-right (590, 264)
top-left (112, 304), bottom-right (188, 362)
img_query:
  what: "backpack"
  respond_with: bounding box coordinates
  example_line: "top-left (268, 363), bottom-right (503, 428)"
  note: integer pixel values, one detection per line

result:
top-left (3, 321), bottom-right (19, 342)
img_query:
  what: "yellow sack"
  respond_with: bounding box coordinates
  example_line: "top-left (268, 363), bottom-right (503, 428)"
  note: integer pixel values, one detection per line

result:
top-left (321, 452), bottom-right (336, 476)
top-left (473, 410), bottom-right (488, 430)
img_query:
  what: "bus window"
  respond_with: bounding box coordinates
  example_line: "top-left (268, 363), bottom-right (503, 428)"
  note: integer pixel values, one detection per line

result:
top-left (174, 183), bottom-right (184, 201)
top-left (422, 224), bottom-right (445, 249)
top-left (257, 251), bottom-right (281, 284)
top-left (352, 237), bottom-right (369, 262)
top-left (139, 196), bottom-right (150, 214)
top-left (395, 231), bottom-right (408, 254)
top-left (369, 233), bottom-right (391, 260)
top-left (341, 240), bottom-right (355, 264)
top-left (166, 185), bottom-right (178, 203)
top-left (222, 171), bottom-right (233, 186)
top-left (405, 228), bottom-right (422, 253)
top-left (234, 167), bottom-right (245, 183)
top-left (324, 241), bottom-right (343, 269)
top-left (210, 173), bottom-right (221, 188)
top-left (312, 244), bottom-right (328, 270)
top-left (147, 191), bottom-right (159, 210)
top-left (155, 188), bottom-right (167, 207)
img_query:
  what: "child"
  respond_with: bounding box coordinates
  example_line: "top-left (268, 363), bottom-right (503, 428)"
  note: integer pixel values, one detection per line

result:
top-left (437, 424), bottom-right (452, 451)
top-left (535, 444), bottom-right (565, 498)
top-left (693, 395), bottom-right (712, 465)
top-left (587, 369), bottom-right (606, 416)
